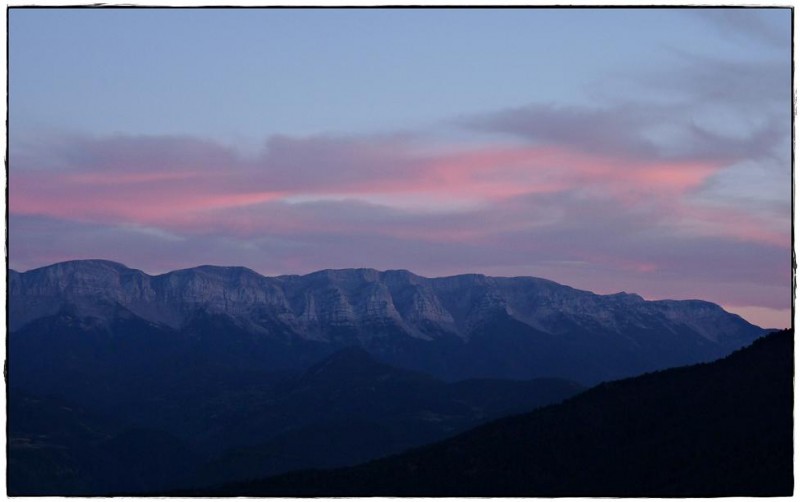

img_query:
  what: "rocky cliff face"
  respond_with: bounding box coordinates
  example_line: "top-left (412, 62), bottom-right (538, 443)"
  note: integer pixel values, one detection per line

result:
top-left (9, 260), bottom-right (765, 383)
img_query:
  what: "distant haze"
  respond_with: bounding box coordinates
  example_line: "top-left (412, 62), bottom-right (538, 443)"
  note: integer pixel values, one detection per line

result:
top-left (8, 7), bottom-right (792, 328)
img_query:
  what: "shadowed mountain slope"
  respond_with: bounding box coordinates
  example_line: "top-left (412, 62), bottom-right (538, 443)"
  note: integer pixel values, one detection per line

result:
top-left (205, 329), bottom-right (793, 497)
top-left (7, 390), bottom-right (201, 495)
top-left (8, 345), bottom-right (583, 495)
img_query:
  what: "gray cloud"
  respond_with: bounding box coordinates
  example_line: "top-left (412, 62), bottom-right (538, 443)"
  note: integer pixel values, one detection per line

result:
top-left (457, 103), bottom-right (662, 159)
top-left (460, 50), bottom-right (789, 166)
top-left (695, 8), bottom-right (790, 48)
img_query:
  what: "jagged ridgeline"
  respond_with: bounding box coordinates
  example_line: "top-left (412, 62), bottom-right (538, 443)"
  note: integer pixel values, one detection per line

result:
top-left (10, 259), bottom-right (764, 385)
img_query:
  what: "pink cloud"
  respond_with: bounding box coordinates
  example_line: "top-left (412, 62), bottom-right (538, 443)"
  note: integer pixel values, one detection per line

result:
top-left (422, 147), bottom-right (721, 204)
top-left (10, 132), bottom-right (766, 254)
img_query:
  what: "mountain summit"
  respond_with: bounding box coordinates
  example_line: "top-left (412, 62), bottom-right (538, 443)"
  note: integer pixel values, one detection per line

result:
top-left (10, 260), bottom-right (764, 384)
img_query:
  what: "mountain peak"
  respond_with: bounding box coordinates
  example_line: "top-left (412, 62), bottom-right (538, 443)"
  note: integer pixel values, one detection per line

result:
top-left (171, 264), bottom-right (263, 281)
top-left (605, 292), bottom-right (644, 302)
top-left (28, 259), bottom-right (132, 273)
top-left (297, 346), bottom-right (413, 388)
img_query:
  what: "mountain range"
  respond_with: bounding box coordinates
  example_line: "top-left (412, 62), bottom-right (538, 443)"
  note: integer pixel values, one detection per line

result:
top-left (8, 259), bottom-right (775, 495)
top-left (10, 259), bottom-right (764, 384)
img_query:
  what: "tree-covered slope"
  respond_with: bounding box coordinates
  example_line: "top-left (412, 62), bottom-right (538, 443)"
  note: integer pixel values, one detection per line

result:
top-left (208, 329), bottom-right (793, 497)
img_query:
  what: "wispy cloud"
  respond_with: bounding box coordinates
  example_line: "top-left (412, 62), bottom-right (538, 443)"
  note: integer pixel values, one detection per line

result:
top-left (11, 132), bottom-right (742, 238)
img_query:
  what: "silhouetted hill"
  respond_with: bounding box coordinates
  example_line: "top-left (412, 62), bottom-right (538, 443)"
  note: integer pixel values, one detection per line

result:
top-left (8, 346), bottom-right (582, 495)
top-left (184, 347), bottom-right (584, 488)
top-left (205, 329), bottom-right (793, 497)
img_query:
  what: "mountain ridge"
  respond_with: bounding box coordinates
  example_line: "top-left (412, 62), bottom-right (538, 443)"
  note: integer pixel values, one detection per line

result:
top-left (10, 259), bottom-right (764, 384)
top-left (10, 259), bottom-right (753, 327)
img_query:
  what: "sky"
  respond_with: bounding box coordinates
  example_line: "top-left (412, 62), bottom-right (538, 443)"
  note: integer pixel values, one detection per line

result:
top-left (8, 7), bottom-right (793, 328)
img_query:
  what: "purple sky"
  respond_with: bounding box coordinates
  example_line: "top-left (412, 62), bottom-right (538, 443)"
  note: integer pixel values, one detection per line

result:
top-left (8, 7), bottom-right (792, 328)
